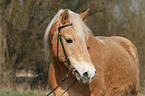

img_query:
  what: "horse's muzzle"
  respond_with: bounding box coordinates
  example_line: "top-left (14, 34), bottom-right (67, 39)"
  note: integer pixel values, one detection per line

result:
top-left (73, 69), bottom-right (96, 84)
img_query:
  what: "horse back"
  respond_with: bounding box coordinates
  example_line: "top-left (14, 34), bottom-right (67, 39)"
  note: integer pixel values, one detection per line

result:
top-left (96, 36), bottom-right (139, 66)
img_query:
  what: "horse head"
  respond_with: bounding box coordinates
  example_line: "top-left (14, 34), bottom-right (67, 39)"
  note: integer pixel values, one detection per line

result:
top-left (45, 9), bottom-right (96, 84)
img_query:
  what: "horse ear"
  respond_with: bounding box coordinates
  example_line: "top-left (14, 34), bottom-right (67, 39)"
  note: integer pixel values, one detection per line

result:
top-left (80, 9), bottom-right (89, 20)
top-left (61, 9), bottom-right (69, 24)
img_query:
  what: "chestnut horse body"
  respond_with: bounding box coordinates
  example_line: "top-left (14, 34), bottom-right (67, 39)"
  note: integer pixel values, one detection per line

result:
top-left (44, 9), bottom-right (139, 96)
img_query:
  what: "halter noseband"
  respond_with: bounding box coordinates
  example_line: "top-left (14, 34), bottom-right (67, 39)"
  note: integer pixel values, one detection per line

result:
top-left (46, 24), bottom-right (77, 96)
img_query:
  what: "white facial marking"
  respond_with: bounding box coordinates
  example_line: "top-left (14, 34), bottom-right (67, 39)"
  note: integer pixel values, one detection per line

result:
top-left (70, 57), bottom-right (96, 83)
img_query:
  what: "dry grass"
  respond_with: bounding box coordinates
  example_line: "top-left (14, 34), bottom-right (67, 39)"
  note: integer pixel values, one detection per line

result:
top-left (0, 81), bottom-right (51, 96)
top-left (0, 73), bottom-right (51, 96)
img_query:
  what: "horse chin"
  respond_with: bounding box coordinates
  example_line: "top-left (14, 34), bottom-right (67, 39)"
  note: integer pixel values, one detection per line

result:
top-left (73, 70), bottom-right (92, 84)
top-left (81, 78), bottom-right (92, 84)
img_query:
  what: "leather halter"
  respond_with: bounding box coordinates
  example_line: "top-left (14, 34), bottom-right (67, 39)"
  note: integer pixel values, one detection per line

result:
top-left (46, 24), bottom-right (77, 96)
top-left (57, 24), bottom-right (72, 68)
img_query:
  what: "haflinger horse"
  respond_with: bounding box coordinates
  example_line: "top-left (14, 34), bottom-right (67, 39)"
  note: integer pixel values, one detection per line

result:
top-left (44, 9), bottom-right (139, 96)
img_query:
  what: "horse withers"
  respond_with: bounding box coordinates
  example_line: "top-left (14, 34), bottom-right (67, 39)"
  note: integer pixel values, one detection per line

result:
top-left (44, 9), bottom-right (139, 96)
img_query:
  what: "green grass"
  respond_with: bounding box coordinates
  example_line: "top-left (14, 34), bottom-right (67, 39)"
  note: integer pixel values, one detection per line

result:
top-left (0, 91), bottom-right (45, 96)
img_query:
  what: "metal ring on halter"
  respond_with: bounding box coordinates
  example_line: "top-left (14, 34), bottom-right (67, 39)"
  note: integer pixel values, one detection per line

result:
top-left (46, 23), bottom-right (77, 96)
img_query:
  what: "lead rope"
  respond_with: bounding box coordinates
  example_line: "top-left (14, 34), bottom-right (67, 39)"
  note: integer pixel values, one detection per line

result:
top-left (60, 79), bottom-right (77, 96)
top-left (46, 24), bottom-right (77, 96)
top-left (46, 70), bottom-right (73, 96)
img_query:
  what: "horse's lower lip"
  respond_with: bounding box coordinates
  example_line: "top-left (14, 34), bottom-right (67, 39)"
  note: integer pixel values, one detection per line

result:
top-left (81, 77), bottom-right (92, 84)
top-left (73, 70), bottom-right (91, 84)
top-left (82, 79), bottom-right (90, 84)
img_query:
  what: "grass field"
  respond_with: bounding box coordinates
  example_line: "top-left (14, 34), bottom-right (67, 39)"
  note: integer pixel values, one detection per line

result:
top-left (0, 91), bottom-right (45, 96)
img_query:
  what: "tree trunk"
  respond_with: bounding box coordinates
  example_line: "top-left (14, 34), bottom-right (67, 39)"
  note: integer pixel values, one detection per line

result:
top-left (0, 11), bottom-right (4, 84)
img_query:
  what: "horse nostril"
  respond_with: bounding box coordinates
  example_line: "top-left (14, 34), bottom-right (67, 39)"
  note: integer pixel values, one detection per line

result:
top-left (83, 72), bottom-right (89, 78)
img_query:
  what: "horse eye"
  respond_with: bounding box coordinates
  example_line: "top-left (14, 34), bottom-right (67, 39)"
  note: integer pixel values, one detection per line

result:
top-left (66, 38), bottom-right (73, 43)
